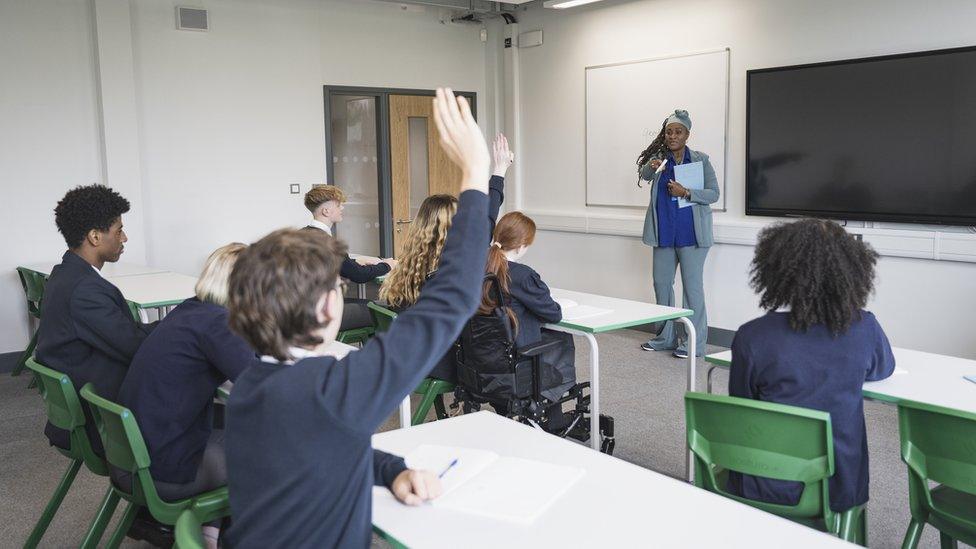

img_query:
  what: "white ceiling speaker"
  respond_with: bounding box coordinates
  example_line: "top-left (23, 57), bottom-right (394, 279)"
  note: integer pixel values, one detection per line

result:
top-left (176, 6), bottom-right (209, 31)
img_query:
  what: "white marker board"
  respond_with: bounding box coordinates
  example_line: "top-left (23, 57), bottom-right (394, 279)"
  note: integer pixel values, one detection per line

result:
top-left (585, 49), bottom-right (729, 209)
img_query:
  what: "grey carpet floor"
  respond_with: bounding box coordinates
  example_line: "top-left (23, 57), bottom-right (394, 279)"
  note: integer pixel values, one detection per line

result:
top-left (1, 329), bottom-right (960, 548)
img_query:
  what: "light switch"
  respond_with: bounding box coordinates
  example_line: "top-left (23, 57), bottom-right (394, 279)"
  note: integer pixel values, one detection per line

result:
top-left (290, 184), bottom-right (300, 194)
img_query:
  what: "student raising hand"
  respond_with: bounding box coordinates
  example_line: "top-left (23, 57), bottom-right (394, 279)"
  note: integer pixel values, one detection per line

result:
top-left (433, 87), bottom-right (490, 194)
top-left (492, 133), bottom-right (514, 177)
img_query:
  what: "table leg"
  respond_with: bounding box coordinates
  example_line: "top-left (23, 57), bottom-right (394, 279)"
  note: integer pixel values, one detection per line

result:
top-left (399, 396), bottom-right (411, 428)
top-left (546, 325), bottom-right (600, 451)
top-left (358, 283), bottom-right (367, 300)
top-left (706, 365), bottom-right (718, 394)
top-left (678, 316), bottom-right (697, 482)
top-left (138, 308), bottom-right (150, 323)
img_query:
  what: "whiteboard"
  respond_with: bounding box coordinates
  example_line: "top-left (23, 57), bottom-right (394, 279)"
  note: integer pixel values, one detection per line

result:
top-left (585, 49), bottom-right (729, 209)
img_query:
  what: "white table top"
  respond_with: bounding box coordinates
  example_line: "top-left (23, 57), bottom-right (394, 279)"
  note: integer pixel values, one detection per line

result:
top-left (706, 347), bottom-right (976, 414)
top-left (19, 261), bottom-right (169, 278)
top-left (371, 412), bottom-right (850, 548)
top-left (548, 288), bottom-right (692, 333)
top-left (110, 272), bottom-right (198, 308)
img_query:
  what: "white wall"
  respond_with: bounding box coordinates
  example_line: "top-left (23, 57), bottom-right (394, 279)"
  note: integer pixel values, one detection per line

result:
top-left (508, 0), bottom-right (976, 357)
top-left (0, 0), bottom-right (488, 353)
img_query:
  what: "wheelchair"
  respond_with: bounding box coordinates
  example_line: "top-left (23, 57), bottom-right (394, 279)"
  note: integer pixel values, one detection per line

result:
top-left (451, 275), bottom-right (615, 455)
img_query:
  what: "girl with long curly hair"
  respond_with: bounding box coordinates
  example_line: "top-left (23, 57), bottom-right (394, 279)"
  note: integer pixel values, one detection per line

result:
top-left (726, 218), bottom-right (895, 518)
top-left (379, 133), bottom-right (513, 381)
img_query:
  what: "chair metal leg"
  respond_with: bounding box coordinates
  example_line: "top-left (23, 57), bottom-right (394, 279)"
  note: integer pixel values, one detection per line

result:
top-left (433, 394), bottom-right (448, 420)
top-left (105, 502), bottom-right (139, 549)
top-left (79, 487), bottom-right (120, 549)
top-left (901, 519), bottom-right (924, 549)
top-left (24, 459), bottom-right (82, 548)
top-left (11, 330), bottom-right (38, 377)
top-left (939, 532), bottom-right (958, 549)
top-left (706, 365), bottom-right (718, 393)
top-left (412, 389), bottom-right (440, 426)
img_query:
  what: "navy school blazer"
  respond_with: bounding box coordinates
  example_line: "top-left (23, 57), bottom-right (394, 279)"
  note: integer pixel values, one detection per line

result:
top-left (35, 251), bottom-right (156, 452)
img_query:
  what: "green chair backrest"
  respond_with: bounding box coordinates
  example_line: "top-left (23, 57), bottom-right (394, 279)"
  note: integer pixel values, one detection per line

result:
top-left (174, 509), bottom-right (205, 549)
top-left (685, 392), bottom-right (834, 520)
top-left (17, 267), bottom-right (47, 318)
top-left (25, 358), bottom-right (108, 475)
top-left (126, 300), bottom-right (141, 322)
top-left (898, 399), bottom-right (976, 512)
top-left (368, 301), bottom-right (397, 333)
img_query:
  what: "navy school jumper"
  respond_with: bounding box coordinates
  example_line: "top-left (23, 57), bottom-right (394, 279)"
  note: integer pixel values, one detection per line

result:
top-left (727, 311), bottom-right (895, 512)
top-left (225, 190), bottom-right (490, 548)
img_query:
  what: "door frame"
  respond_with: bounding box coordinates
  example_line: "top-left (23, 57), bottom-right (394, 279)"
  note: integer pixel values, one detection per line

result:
top-left (324, 85), bottom-right (477, 258)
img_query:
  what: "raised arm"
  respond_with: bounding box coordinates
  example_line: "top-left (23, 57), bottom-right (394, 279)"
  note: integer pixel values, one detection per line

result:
top-left (488, 133), bottom-right (512, 229)
top-left (316, 88), bottom-right (492, 433)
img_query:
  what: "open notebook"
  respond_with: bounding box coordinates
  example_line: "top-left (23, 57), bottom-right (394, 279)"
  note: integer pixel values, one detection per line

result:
top-left (554, 298), bottom-right (611, 321)
top-left (405, 444), bottom-right (585, 525)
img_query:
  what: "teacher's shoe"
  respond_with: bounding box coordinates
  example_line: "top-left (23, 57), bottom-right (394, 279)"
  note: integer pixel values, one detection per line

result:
top-left (672, 347), bottom-right (689, 359)
top-left (640, 339), bottom-right (676, 352)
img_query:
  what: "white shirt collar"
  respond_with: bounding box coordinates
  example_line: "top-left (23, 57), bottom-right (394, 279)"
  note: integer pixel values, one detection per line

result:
top-left (260, 342), bottom-right (354, 364)
top-left (309, 218), bottom-right (333, 236)
top-left (92, 265), bottom-right (105, 278)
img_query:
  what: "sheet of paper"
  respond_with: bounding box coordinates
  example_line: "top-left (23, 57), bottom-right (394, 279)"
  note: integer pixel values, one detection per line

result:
top-left (964, 375), bottom-right (976, 385)
top-left (674, 161), bottom-right (704, 208)
top-left (404, 445), bottom-right (499, 497)
top-left (553, 298), bottom-right (578, 309)
top-left (433, 456), bottom-right (585, 525)
top-left (561, 304), bottom-right (612, 321)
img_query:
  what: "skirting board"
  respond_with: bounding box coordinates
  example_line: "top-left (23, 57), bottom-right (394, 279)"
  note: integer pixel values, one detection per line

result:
top-left (526, 210), bottom-right (976, 264)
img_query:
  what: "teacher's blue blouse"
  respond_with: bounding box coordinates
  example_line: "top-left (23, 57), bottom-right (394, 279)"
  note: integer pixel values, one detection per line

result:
top-left (655, 149), bottom-right (698, 248)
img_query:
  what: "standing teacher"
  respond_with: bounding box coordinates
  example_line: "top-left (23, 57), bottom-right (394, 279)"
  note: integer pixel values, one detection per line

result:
top-left (637, 109), bottom-right (719, 358)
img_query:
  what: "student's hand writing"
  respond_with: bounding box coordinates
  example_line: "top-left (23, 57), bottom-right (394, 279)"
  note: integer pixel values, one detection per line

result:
top-left (491, 133), bottom-right (514, 177)
top-left (668, 179), bottom-right (691, 199)
top-left (432, 87), bottom-right (490, 194)
top-left (391, 469), bottom-right (442, 506)
top-left (355, 257), bottom-right (380, 266)
top-left (380, 258), bottom-right (399, 269)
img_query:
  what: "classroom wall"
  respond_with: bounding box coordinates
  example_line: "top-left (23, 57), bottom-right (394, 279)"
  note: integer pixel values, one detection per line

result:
top-left (507, 0), bottom-right (976, 358)
top-left (0, 0), bottom-right (489, 353)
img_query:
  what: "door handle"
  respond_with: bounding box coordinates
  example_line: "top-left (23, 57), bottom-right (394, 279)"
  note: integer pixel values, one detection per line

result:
top-left (395, 218), bottom-right (413, 224)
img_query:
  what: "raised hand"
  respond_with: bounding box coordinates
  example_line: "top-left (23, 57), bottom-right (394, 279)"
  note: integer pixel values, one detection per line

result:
top-left (432, 87), bottom-right (490, 194)
top-left (491, 133), bottom-right (514, 177)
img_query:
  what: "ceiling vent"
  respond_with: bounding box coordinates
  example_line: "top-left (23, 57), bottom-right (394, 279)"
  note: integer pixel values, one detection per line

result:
top-left (176, 6), bottom-right (209, 31)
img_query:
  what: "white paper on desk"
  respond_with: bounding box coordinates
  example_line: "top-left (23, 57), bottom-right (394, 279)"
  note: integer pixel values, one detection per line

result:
top-left (554, 298), bottom-right (578, 309)
top-left (674, 161), bottom-right (704, 208)
top-left (405, 445), bottom-right (584, 524)
top-left (561, 305), bottom-right (612, 321)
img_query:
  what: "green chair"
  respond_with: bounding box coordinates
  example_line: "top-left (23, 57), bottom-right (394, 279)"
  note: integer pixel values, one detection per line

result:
top-left (13, 267), bottom-right (47, 377)
top-left (898, 399), bottom-right (976, 549)
top-left (79, 383), bottom-right (230, 549)
top-left (23, 358), bottom-right (122, 549)
top-left (174, 508), bottom-right (206, 549)
top-left (126, 299), bottom-right (142, 322)
top-left (685, 392), bottom-right (866, 545)
top-left (368, 301), bottom-right (455, 425)
top-left (337, 325), bottom-right (375, 346)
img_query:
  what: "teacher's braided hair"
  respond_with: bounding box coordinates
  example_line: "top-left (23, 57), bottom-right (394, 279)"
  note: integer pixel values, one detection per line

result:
top-left (750, 219), bottom-right (878, 335)
top-left (635, 119), bottom-right (668, 187)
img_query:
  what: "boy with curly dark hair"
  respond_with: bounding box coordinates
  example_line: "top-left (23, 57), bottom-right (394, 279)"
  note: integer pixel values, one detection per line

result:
top-left (36, 184), bottom-right (156, 452)
top-left (727, 218), bottom-right (895, 517)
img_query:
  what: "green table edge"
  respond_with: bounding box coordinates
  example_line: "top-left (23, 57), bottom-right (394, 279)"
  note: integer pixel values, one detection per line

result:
top-left (132, 297), bottom-right (191, 309)
top-left (555, 309), bottom-right (693, 334)
top-left (372, 524), bottom-right (408, 549)
top-left (704, 354), bottom-right (732, 366)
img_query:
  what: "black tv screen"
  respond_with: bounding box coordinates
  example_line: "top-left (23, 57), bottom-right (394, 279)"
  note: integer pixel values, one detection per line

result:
top-left (746, 46), bottom-right (976, 226)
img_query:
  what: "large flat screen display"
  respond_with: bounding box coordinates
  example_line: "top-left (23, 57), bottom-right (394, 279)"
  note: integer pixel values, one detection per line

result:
top-left (746, 46), bottom-right (976, 226)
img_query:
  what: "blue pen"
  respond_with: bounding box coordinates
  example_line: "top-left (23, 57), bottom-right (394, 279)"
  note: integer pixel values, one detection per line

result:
top-left (438, 458), bottom-right (459, 479)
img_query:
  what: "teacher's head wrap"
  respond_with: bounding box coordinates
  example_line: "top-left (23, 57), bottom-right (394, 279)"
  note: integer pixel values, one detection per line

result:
top-left (665, 109), bottom-right (692, 131)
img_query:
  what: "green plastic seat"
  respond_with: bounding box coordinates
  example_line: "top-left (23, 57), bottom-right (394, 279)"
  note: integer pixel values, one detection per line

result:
top-left (79, 383), bottom-right (230, 549)
top-left (337, 325), bottom-right (375, 346)
top-left (685, 392), bottom-right (866, 545)
top-left (368, 301), bottom-right (455, 425)
top-left (13, 267), bottom-right (47, 377)
top-left (897, 399), bottom-right (976, 549)
top-left (174, 508), bottom-right (206, 549)
top-left (23, 358), bottom-right (122, 549)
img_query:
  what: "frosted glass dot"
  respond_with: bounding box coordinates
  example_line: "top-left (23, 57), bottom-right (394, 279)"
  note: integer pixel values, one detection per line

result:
top-left (353, 157), bottom-right (359, 162)
top-left (342, 156), bottom-right (348, 162)
top-left (374, 222), bottom-right (380, 228)
top-left (372, 156), bottom-right (377, 163)
top-left (362, 156), bottom-right (369, 162)
top-left (333, 156), bottom-right (338, 163)
top-left (364, 222), bottom-right (370, 229)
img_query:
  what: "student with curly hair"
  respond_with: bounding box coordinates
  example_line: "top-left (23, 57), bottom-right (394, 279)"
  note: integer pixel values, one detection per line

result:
top-left (379, 133), bottom-right (512, 381)
top-left (727, 218), bottom-right (895, 516)
top-left (36, 184), bottom-right (156, 452)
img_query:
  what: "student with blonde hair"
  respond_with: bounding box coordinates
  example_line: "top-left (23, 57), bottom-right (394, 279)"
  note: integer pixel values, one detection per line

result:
top-left (303, 184), bottom-right (397, 332)
top-left (379, 133), bottom-right (512, 380)
top-left (119, 243), bottom-right (259, 548)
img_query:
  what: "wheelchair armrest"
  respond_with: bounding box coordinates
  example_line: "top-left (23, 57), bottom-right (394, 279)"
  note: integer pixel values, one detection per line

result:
top-left (517, 339), bottom-right (562, 358)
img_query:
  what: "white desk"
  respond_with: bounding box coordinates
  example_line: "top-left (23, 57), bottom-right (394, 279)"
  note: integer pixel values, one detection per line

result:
top-left (18, 261), bottom-right (169, 279)
top-left (546, 288), bottom-right (695, 472)
top-left (371, 412), bottom-right (851, 549)
top-left (705, 347), bottom-right (976, 414)
top-left (347, 253), bottom-right (388, 299)
top-left (110, 272), bottom-right (198, 322)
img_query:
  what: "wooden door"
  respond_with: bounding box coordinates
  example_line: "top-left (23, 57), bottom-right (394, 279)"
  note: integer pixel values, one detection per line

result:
top-left (389, 94), bottom-right (462, 256)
